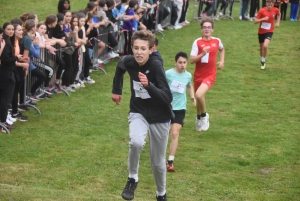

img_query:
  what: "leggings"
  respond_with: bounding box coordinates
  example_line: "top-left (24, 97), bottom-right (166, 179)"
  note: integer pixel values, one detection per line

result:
top-left (124, 31), bottom-right (133, 55)
top-left (170, 2), bottom-right (178, 26)
top-left (250, 0), bottom-right (259, 18)
top-left (280, 3), bottom-right (288, 19)
top-left (30, 68), bottom-right (46, 95)
top-left (12, 68), bottom-right (25, 114)
top-left (0, 80), bottom-right (15, 122)
top-left (179, 0), bottom-right (189, 23)
top-left (55, 52), bottom-right (65, 80)
top-left (62, 52), bottom-right (73, 87)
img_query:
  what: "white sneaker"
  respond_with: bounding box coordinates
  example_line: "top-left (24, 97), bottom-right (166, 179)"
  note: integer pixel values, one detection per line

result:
top-left (239, 15), bottom-right (242, 20)
top-left (71, 83), bottom-right (80, 89)
top-left (200, 113), bottom-right (210, 131)
top-left (174, 25), bottom-right (182, 30)
top-left (219, 11), bottom-right (223, 16)
top-left (6, 119), bottom-right (13, 125)
top-left (7, 114), bottom-right (17, 122)
top-left (78, 80), bottom-right (85, 88)
top-left (97, 59), bottom-right (104, 64)
top-left (107, 51), bottom-right (119, 59)
top-left (157, 24), bottom-right (163, 31)
top-left (83, 76), bottom-right (95, 84)
top-left (195, 118), bottom-right (202, 131)
top-left (184, 20), bottom-right (190, 24)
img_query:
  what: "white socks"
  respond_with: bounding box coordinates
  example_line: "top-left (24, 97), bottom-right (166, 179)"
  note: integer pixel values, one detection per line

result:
top-left (168, 156), bottom-right (175, 161)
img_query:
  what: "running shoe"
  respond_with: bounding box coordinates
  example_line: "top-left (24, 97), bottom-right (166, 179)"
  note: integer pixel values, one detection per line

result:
top-left (121, 177), bottom-right (138, 200)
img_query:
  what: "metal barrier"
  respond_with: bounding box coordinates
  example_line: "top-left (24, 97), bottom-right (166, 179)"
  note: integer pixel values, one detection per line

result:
top-left (0, 122), bottom-right (10, 134)
top-left (91, 25), bottom-right (120, 74)
top-left (191, 0), bottom-right (219, 22)
top-left (216, 0), bottom-right (234, 20)
top-left (19, 46), bottom-right (68, 115)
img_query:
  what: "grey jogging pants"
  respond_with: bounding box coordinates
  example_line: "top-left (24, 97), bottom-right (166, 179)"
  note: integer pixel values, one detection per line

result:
top-left (128, 112), bottom-right (170, 193)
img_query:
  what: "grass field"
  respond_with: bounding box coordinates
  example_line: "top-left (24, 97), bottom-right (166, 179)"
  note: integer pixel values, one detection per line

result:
top-left (0, 1), bottom-right (300, 200)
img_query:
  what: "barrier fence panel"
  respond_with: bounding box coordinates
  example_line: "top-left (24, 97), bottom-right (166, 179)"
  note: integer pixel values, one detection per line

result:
top-left (20, 46), bottom-right (65, 115)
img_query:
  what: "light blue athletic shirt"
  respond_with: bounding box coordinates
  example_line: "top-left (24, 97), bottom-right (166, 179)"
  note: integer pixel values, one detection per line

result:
top-left (165, 68), bottom-right (192, 110)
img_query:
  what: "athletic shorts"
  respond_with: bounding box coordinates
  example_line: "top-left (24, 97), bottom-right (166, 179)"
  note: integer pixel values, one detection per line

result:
top-left (171, 110), bottom-right (186, 126)
top-left (258, 32), bottom-right (273, 44)
top-left (194, 74), bottom-right (216, 92)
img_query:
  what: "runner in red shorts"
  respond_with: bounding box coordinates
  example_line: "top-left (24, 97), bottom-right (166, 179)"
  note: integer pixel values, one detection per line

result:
top-left (190, 18), bottom-right (225, 132)
top-left (254, 0), bottom-right (280, 70)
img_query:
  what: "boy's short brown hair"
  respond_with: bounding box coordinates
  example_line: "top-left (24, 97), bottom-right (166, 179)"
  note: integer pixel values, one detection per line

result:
top-left (131, 30), bottom-right (156, 49)
top-left (199, 17), bottom-right (214, 29)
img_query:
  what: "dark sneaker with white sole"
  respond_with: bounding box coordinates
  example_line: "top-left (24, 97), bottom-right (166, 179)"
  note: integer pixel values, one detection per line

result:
top-left (121, 177), bottom-right (138, 200)
top-left (12, 112), bottom-right (28, 122)
top-left (156, 193), bottom-right (167, 201)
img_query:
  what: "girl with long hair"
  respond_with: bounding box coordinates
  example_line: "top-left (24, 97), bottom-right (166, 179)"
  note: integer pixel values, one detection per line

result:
top-left (0, 23), bottom-right (28, 130)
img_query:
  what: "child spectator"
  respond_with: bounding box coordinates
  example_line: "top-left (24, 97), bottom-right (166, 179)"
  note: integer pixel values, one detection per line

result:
top-left (123, 0), bottom-right (138, 55)
top-left (280, 0), bottom-right (288, 20)
top-left (58, 0), bottom-right (71, 14)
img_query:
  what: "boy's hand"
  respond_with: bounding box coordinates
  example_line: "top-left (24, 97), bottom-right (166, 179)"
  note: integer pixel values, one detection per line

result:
top-left (112, 94), bottom-right (122, 105)
top-left (138, 72), bottom-right (148, 88)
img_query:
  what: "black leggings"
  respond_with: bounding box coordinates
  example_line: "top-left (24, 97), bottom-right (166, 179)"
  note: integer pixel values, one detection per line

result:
top-left (203, 2), bottom-right (212, 13)
top-left (83, 51), bottom-right (92, 78)
top-left (55, 52), bottom-right (65, 80)
top-left (107, 33), bottom-right (118, 52)
top-left (30, 68), bottom-right (46, 95)
top-left (62, 52), bottom-right (73, 87)
top-left (179, 0), bottom-right (189, 23)
top-left (280, 3), bottom-right (288, 19)
top-left (170, 2), bottom-right (178, 25)
top-left (250, 0), bottom-right (260, 18)
top-left (71, 48), bottom-right (79, 84)
top-left (0, 80), bottom-right (15, 122)
top-left (124, 31), bottom-right (133, 55)
top-left (12, 68), bottom-right (25, 114)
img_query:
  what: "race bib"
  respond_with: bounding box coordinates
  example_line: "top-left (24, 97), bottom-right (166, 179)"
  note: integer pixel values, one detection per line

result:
top-left (170, 80), bottom-right (185, 94)
top-left (261, 22), bottom-right (271, 30)
top-left (201, 53), bottom-right (209, 63)
top-left (133, 80), bottom-right (151, 99)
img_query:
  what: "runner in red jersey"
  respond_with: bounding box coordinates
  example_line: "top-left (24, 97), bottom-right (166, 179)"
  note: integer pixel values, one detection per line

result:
top-left (254, 0), bottom-right (281, 70)
top-left (190, 18), bottom-right (225, 132)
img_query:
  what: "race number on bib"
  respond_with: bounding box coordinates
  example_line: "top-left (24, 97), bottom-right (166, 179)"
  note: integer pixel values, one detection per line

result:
top-left (170, 80), bottom-right (185, 94)
top-left (133, 80), bottom-right (151, 99)
top-left (261, 22), bottom-right (271, 30)
top-left (201, 53), bottom-right (209, 63)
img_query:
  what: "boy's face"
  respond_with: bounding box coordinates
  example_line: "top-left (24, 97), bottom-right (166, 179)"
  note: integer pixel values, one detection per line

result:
top-left (201, 22), bottom-right (213, 37)
top-left (174, 56), bottom-right (187, 73)
top-left (132, 39), bottom-right (153, 66)
top-left (266, 0), bottom-right (274, 10)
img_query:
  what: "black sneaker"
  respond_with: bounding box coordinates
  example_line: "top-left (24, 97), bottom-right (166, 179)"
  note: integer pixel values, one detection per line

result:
top-left (18, 105), bottom-right (30, 111)
top-left (156, 193), bottom-right (167, 201)
top-left (121, 177), bottom-right (138, 200)
top-left (12, 112), bottom-right (28, 122)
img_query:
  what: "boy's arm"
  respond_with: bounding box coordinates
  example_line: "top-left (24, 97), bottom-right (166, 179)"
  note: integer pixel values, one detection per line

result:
top-left (187, 84), bottom-right (196, 106)
top-left (218, 47), bottom-right (225, 69)
top-left (112, 57), bottom-right (127, 104)
top-left (144, 60), bottom-right (172, 106)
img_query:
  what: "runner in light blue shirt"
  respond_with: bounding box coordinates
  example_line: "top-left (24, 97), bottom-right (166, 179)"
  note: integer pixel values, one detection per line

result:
top-left (165, 52), bottom-right (196, 172)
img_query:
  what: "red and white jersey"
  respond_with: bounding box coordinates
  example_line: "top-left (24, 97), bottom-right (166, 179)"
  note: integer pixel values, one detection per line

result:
top-left (256, 7), bottom-right (280, 34)
top-left (190, 37), bottom-right (223, 81)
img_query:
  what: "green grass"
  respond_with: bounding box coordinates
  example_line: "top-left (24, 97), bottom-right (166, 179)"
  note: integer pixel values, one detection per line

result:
top-left (1, 1), bottom-right (300, 200)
